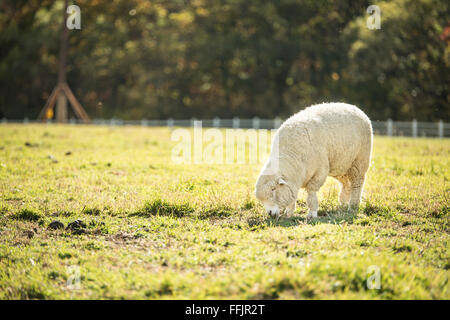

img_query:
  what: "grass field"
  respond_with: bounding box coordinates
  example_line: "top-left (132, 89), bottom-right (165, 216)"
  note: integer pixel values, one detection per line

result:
top-left (0, 124), bottom-right (448, 299)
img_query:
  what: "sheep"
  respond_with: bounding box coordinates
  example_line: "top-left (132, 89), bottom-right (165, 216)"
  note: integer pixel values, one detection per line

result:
top-left (255, 102), bottom-right (373, 219)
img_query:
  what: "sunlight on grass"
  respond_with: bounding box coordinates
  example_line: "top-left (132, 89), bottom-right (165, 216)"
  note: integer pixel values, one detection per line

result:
top-left (0, 124), bottom-right (448, 299)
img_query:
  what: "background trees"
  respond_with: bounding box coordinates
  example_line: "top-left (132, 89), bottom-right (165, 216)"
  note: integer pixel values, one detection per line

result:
top-left (0, 0), bottom-right (448, 121)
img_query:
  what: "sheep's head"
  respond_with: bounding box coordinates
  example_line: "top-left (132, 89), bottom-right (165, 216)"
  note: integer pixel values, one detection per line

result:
top-left (255, 173), bottom-right (296, 219)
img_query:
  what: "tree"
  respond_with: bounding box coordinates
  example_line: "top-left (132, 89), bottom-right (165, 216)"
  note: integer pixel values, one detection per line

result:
top-left (343, 0), bottom-right (450, 121)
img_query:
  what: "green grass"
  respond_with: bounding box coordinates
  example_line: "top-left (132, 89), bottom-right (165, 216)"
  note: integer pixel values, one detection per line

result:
top-left (0, 124), bottom-right (448, 299)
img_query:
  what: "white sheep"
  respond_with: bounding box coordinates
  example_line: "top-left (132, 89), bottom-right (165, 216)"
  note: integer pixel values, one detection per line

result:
top-left (255, 102), bottom-right (373, 219)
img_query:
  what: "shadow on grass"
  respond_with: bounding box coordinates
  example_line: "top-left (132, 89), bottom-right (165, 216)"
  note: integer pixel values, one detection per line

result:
top-left (263, 208), bottom-right (360, 228)
top-left (128, 199), bottom-right (365, 228)
top-left (263, 201), bottom-right (398, 227)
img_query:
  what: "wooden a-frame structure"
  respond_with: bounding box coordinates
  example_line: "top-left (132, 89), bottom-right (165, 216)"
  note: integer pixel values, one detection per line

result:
top-left (38, 0), bottom-right (90, 123)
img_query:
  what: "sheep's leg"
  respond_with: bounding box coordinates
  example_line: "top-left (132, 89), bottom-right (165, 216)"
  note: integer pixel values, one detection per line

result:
top-left (349, 183), bottom-right (364, 210)
top-left (305, 169), bottom-right (328, 218)
top-left (306, 191), bottom-right (318, 218)
top-left (285, 201), bottom-right (296, 217)
top-left (347, 152), bottom-right (370, 210)
top-left (347, 167), bottom-right (367, 211)
top-left (336, 175), bottom-right (351, 206)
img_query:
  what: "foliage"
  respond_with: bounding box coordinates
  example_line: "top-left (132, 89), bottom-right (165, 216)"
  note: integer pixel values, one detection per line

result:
top-left (0, 0), bottom-right (448, 121)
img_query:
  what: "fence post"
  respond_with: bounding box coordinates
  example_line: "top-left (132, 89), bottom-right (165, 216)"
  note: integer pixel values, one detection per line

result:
top-left (252, 117), bottom-right (260, 129)
top-left (274, 117), bottom-right (282, 129)
top-left (438, 120), bottom-right (443, 138)
top-left (232, 117), bottom-right (240, 129)
top-left (213, 117), bottom-right (220, 128)
top-left (387, 119), bottom-right (393, 136)
top-left (412, 119), bottom-right (417, 137)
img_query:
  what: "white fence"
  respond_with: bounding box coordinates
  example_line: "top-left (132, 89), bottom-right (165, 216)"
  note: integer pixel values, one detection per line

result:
top-left (1, 117), bottom-right (449, 138)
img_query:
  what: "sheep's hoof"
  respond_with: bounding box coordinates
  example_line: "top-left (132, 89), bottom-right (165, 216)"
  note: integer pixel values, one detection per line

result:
top-left (269, 212), bottom-right (281, 221)
top-left (284, 210), bottom-right (293, 218)
top-left (306, 211), bottom-right (318, 219)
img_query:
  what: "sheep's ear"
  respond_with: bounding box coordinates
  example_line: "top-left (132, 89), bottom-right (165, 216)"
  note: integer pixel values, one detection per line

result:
top-left (278, 178), bottom-right (287, 185)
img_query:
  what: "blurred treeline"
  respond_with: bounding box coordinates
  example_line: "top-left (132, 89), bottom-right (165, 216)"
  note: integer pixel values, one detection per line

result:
top-left (0, 0), bottom-right (449, 121)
